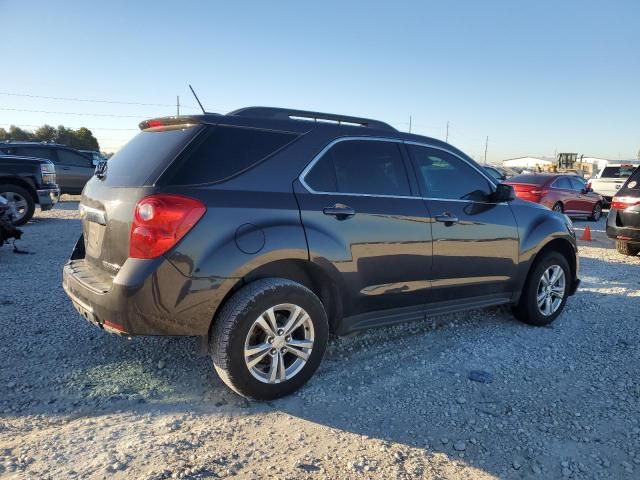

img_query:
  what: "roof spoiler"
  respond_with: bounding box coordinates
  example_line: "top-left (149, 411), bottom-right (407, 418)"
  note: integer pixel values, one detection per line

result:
top-left (228, 107), bottom-right (397, 132)
top-left (138, 115), bottom-right (220, 130)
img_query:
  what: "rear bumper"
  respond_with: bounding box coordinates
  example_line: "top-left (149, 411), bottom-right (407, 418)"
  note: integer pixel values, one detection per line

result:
top-left (606, 210), bottom-right (640, 244)
top-left (37, 186), bottom-right (60, 210)
top-left (62, 237), bottom-right (234, 336)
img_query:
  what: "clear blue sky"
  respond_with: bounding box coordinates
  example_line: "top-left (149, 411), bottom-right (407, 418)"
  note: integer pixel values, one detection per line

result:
top-left (1, 0), bottom-right (638, 162)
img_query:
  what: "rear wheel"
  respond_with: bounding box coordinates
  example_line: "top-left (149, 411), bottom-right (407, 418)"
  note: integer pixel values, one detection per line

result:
top-left (552, 202), bottom-right (563, 213)
top-left (0, 184), bottom-right (35, 226)
top-left (616, 241), bottom-right (640, 257)
top-left (513, 251), bottom-right (571, 326)
top-left (210, 278), bottom-right (329, 400)
top-left (589, 202), bottom-right (602, 221)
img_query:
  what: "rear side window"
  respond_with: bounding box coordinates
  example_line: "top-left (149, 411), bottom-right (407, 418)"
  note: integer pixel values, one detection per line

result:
top-left (160, 125), bottom-right (299, 185)
top-left (305, 140), bottom-right (411, 196)
top-left (58, 149), bottom-right (93, 168)
top-left (100, 126), bottom-right (201, 186)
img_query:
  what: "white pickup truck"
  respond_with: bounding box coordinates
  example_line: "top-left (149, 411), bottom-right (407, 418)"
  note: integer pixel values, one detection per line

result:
top-left (588, 162), bottom-right (640, 206)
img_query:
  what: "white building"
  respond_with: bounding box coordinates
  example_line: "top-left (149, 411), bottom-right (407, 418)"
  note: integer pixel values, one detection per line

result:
top-left (502, 156), bottom-right (553, 169)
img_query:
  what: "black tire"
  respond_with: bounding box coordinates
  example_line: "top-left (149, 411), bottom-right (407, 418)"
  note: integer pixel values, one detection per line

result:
top-left (0, 183), bottom-right (35, 226)
top-left (512, 251), bottom-right (571, 326)
top-left (552, 202), bottom-right (564, 213)
top-left (210, 278), bottom-right (329, 400)
top-left (616, 241), bottom-right (640, 257)
top-left (589, 202), bottom-right (602, 221)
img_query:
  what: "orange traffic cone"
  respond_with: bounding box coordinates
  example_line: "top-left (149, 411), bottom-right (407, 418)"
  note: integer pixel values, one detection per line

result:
top-left (580, 225), bottom-right (592, 241)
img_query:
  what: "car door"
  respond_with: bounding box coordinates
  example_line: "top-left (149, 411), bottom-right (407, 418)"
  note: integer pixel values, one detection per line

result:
top-left (295, 138), bottom-right (433, 318)
top-left (568, 176), bottom-right (594, 214)
top-left (405, 143), bottom-right (519, 302)
top-left (56, 148), bottom-right (95, 193)
top-left (552, 176), bottom-right (580, 214)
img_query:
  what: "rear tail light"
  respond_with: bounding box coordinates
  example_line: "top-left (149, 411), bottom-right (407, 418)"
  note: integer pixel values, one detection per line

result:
top-left (129, 194), bottom-right (206, 259)
top-left (611, 196), bottom-right (640, 211)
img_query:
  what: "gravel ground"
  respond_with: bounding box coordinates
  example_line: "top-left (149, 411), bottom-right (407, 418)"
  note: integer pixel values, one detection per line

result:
top-left (1, 198), bottom-right (639, 480)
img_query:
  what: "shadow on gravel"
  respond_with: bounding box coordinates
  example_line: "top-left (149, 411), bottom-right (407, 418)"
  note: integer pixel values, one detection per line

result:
top-left (2, 215), bottom-right (639, 479)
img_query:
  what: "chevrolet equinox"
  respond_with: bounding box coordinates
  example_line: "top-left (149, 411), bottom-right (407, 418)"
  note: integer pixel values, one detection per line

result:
top-left (63, 107), bottom-right (580, 399)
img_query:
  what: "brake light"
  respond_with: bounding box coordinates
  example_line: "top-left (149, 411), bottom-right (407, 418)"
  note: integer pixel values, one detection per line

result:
top-left (129, 194), bottom-right (206, 259)
top-left (611, 196), bottom-right (640, 210)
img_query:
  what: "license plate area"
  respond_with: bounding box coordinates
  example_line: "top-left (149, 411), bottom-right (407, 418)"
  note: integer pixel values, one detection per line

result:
top-left (84, 221), bottom-right (105, 259)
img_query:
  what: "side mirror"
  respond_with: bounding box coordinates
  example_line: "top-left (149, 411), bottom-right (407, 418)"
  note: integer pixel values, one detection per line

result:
top-left (492, 183), bottom-right (516, 202)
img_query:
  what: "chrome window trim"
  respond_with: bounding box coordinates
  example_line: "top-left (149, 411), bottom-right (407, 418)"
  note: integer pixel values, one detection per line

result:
top-left (298, 136), bottom-right (507, 205)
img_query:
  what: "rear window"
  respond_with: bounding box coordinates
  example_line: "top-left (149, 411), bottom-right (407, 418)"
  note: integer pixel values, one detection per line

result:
top-left (101, 125), bottom-right (201, 186)
top-left (507, 174), bottom-right (548, 185)
top-left (600, 166), bottom-right (637, 178)
top-left (159, 125), bottom-right (299, 186)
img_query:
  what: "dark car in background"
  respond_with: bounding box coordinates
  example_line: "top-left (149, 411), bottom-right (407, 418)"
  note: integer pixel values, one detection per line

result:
top-left (505, 173), bottom-right (603, 220)
top-left (606, 166), bottom-right (640, 256)
top-left (0, 154), bottom-right (59, 225)
top-left (63, 107), bottom-right (580, 400)
top-left (0, 142), bottom-right (94, 194)
top-left (483, 165), bottom-right (514, 182)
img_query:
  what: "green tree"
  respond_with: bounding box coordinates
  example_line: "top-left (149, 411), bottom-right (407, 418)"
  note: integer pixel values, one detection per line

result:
top-left (0, 124), bottom-right (100, 150)
top-left (8, 125), bottom-right (33, 141)
top-left (34, 124), bottom-right (57, 143)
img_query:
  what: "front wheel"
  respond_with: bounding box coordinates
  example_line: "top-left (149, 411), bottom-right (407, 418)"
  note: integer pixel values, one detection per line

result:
top-left (210, 278), bottom-right (329, 400)
top-left (0, 184), bottom-right (35, 226)
top-left (589, 202), bottom-right (602, 221)
top-left (552, 202), bottom-right (564, 213)
top-left (513, 251), bottom-right (571, 326)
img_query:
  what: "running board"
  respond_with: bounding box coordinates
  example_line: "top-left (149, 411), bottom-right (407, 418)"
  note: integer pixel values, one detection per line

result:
top-left (337, 294), bottom-right (512, 335)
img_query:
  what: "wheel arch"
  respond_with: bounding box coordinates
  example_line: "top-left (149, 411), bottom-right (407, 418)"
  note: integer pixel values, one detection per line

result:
top-left (209, 259), bottom-right (344, 337)
top-left (517, 237), bottom-right (577, 303)
top-left (0, 176), bottom-right (38, 203)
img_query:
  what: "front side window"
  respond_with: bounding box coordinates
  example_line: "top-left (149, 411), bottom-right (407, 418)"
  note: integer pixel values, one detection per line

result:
top-left (407, 145), bottom-right (492, 201)
top-left (304, 139), bottom-right (411, 196)
top-left (553, 177), bottom-right (572, 190)
top-left (568, 177), bottom-right (585, 191)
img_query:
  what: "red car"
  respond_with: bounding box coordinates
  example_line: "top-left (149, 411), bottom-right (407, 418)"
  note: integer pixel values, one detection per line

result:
top-left (505, 174), bottom-right (604, 221)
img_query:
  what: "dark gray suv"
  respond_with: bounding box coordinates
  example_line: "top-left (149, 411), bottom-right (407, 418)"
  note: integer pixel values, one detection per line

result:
top-left (62, 107), bottom-right (580, 399)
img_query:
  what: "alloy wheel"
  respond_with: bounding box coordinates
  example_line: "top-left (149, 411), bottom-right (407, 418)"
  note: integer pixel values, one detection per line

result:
top-left (244, 303), bottom-right (315, 384)
top-left (0, 191), bottom-right (28, 223)
top-left (536, 265), bottom-right (566, 316)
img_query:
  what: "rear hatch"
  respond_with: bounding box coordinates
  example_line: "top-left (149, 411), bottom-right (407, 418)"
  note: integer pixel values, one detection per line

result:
top-left (80, 124), bottom-right (203, 276)
top-left (612, 167), bottom-right (640, 230)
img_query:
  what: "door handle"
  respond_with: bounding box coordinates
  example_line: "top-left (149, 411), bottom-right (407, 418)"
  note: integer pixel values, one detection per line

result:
top-left (59, 166), bottom-right (72, 170)
top-left (323, 204), bottom-right (356, 220)
top-left (435, 213), bottom-right (459, 225)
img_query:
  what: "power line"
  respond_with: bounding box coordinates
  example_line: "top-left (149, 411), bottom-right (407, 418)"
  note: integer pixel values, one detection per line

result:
top-left (0, 107), bottom-right (157, 118)
top-left (0, 123), bottom-right (137, 131)
top-left (0, 91), bottom-right (200, 109)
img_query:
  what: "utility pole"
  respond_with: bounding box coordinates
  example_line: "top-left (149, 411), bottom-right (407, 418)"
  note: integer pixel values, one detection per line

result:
top-left (408, 115), bottom-right (412, 133)
top-left (445, 121), bottom-right (449, 143)
top-left (176, 96), bottom-right (180, 116)
top-left (484, 136), bottom-right (489, 164)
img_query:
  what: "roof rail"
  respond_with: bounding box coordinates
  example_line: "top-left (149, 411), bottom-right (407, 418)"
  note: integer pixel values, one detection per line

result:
top-left (228, 107), bottom-right (397, 132)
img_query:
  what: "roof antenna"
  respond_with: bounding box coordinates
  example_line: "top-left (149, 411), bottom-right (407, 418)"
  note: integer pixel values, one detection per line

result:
top-left (189, 84), bottom-right (206, 114)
